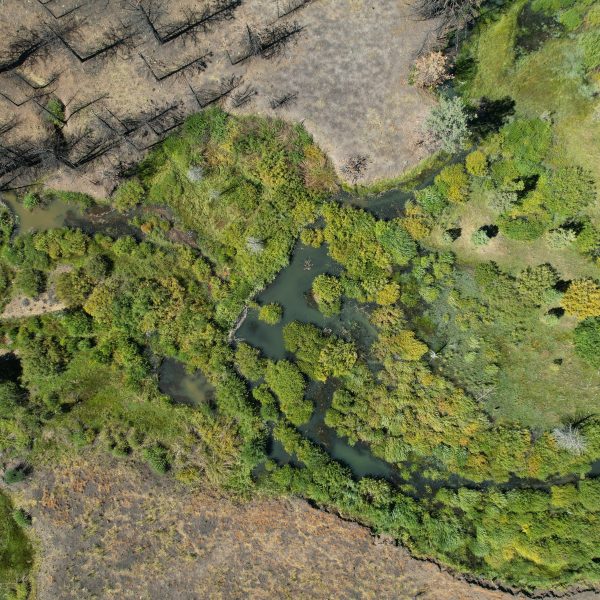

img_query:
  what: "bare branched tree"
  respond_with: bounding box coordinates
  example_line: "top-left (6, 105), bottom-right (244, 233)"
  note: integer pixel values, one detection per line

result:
top-left (228, 21), bottom-right (304, 64)
top-left (140, 51), bottom-right (213, 81)
top-left (190, 75), bottom-right (242, 109)
top-left (552, 424), bottom-right (587, 455)
top-left (131, 0), bottom-right (241, 44)
top-left (0, 26), bottom-right (49, 74)
top-left (50, 20), bottom-right (138, 63)
top-left (341, 154), bottom-right (370, 184)
top-left (277, 0), bottom-right (314, 18)
top-left (415, 0), bottom-right (482, 40)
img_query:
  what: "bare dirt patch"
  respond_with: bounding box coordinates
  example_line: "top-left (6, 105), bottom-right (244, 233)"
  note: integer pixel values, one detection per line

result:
top-left (0, 0), bottom-right (438, 193)
top-left (1, 290), bottom-right (64, 320)
top-left (10, 455), bottom-right (596, 600)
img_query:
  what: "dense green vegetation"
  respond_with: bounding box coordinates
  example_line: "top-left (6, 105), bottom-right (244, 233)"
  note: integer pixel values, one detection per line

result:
top-left (1, 25), bottom-right (599, 591)
top-left (0, 492), bottom-right (33, 599)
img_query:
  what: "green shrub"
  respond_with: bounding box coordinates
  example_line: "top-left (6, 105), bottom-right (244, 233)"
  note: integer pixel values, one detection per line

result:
top-left (586, 3), bottom-right (600, 26)
top-left (312, 274), bottom-right (343, 316)
top-left (497, 215), bottom-right (547, 240)
top-left (559, 8), bottom-right (583, 29)
top-left (143, 445), bottom-right (170, 474)
top-left (235, 342), bottom-right (266, 381)
top-left (498, 119), bottom-right (552, 173)
top-left (14, 268), bottom-right (46, 297)
top-left (300, 228), bottom-right (324, 247)
top-left (265, 360), bottom-right (312, 425)
top-left (414, 186), bottom-right (448, 217)
top-left (545, 228), bottom-right (577, 248)
top-left (516, 264), bottom-right (559, 306)
top-left (22, 192), bottom-right (40, 211)
top-left (536, 166), bottom-right (596, 219)
top-left (424, 96), bottom-right (470, 153)
top-left (488, 190), bottom-right (517, 214)
top-left (580, 30), bottom-right (600, 71)
top-left (574, 317), bottom-right (600, 367)
top-left (48, 190), bottom-right (94, 207)
top-left (11, 509), bottom-right (31, 529)
top-left (319, 339), bottom-right (357, 377)
top-left (434, 164), bottom-right (470, 203)
top-left (258, 303), bottom-right (283, 325)
top-left (112, 178), bottom-right (145, 212)
top-left (375, 220), bottom-right (417, 265)
top-left (471, 228), bottom-right (491, 246)
top-left (3, 467), bottom-right (28, 485)
top-left (561, 279), bottom-right (600, 318)
top-left (55, 270), bottom-right (93, 307)
top-left (0, 493), bottom-right (32, 597)
top-left (252, 384), bottom-right (280, 422)
top-left (45, 97), bottom-right (64, 126)
top-left (575, 220), bottom-right (600, 255)
top-left (465, 150), bottom-right (487, 176)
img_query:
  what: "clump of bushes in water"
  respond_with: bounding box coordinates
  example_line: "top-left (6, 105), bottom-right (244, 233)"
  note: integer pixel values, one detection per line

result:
top-left (22, 192), bottom-right (40, 211)
top-left (258, 303), bottom-right (283, 325)
top-left (300, 227), bottom-right (324, 247)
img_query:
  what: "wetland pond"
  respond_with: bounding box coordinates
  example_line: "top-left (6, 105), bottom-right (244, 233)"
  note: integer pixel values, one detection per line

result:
top-left (1, 193), bottom-right (140, 239)
top-left (158, 358), bottom-right (215, 407)
top-left (236, 242), bottom-right (399, 482)
top-left (3, 189), bottom-right (598, 490)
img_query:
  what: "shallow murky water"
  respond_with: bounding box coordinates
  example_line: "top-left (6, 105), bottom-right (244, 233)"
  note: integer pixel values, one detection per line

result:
top-left (158, 358), bottom-right (215, 407)
top-left (236, 241), bottom-right (396, 480)
top-left (2, 193), bottom-right (85, 233)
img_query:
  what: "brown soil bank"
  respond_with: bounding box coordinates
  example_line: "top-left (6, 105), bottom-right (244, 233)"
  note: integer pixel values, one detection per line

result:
top-left (17, 457), bottom-right (598, 600)
top-left (0, 0), bottom-right (436, 193)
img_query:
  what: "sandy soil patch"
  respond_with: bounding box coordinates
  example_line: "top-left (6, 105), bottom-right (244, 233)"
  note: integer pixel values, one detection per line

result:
top-left (1, 290), bottom-right (64, 320)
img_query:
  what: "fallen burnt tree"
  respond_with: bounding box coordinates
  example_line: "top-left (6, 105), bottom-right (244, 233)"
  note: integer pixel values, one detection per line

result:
top-left (230, 85), bottom-right (257, 108)
top-left (188, 75), bottom-right (242, 109)
top-left (93, 101), bottom-right (187, 151)
top-left (269, 91), bottom-right (297, 109)
top-left (227, 21), bottom-right (304, 64)
top-left (0, 26), bottom-right (50, 74)
top-left (276, 0), bottom-right (314, 19)
top-left (133, 0), bottom-right (242, 44)
top-left (50, 21), bottom-right (138, 63)
top-left (36, 0), bottom-right (85, 19)
top-left (139, 50), bottom-right (213, 81)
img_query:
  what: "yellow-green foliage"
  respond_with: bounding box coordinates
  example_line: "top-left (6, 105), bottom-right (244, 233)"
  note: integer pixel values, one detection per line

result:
top-left (435, 164), bottom-right (470, 203)
top-left (465, 150), bottom-right (488, 176)
top-left (376, 282), bottom-right (400, 306)
top-left (561, 279), bottom-right (600, 318)
top-left (112, 178), bottom-right (145, 212)
top-left (258, 303), bottom-right (283, 325)
top-left (300, 228), bottom-right (324, 247)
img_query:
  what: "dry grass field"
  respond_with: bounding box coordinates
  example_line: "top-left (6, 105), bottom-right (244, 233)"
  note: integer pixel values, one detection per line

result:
top-left (13, 454), bottom-right (599, 600)
top-left (0, 0), bottom-right (438, 194)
